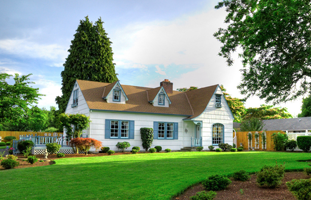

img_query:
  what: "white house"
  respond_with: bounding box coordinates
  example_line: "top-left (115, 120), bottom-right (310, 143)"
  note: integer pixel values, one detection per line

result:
top-left (65, 79), bottom-right (234, 151)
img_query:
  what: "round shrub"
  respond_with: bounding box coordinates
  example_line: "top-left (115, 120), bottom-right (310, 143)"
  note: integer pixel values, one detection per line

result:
top-left (285, 140), bottom-right (297, 151)
top-left (272, 132), bottom-right (288, 151)
top-left (165, 148), bottom-right (171, 152)
top-left (0, 142), bottom-right (5, 146)
top-left (154, 146), bottom-right (162, 152)
top-left (230, 148), bottom-right (237, 152)
top-left (257, 164), bottom-right (285, 188)
top-left (297, 136), bottom-right (311, 152)
top-left (7, 155), bottom-right (18, 161)
top-left (237, 147), bottom-right (244, 151)
top-left (132, 146), bottom-right (140, 151)
top-left (202, 175), bottom-right (231, 191)
top-left (107, 150), bottom-right (115, 155)
top-left (304, 168), bottom-right (311, 176)
top-left (196, 146), bottom-right (203, 151)
top-left (132, 149), bottom-right (138, 154)
top-left (57, 153), bottom-right (65, 158)
top-left (46, 143), bottom-right (61, 155)
top-left (3, 136), bottom-right (16, 142)
top-left (215, 148), bottom-right (222, 152)
top-left (208, 145), bottom-right (214, 151)
top-left (149, 148), bottom-right (156, 153)
top-left (27, 156), bottom-right (38, 164)
top-left (190, 191), bottom-right (217, 200)
top-left (101, 147), bottom-right (110, 153)
top-left (1, 159), bottom-right (19, 169)
top-left (287, 179), bottom-right (311, 200)
top-left (218, 143), bottom-right (232, 151)
top-left (18, 140), bottom-right (34, 153)
top-left (233, 170), bottom-right (250, 181)
top-left (6, 142), bottom-right (11, 146)
top-left (116, 141), bottom-right (130, 152)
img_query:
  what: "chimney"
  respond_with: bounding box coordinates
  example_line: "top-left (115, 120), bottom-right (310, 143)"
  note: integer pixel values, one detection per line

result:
top-left (160, 79), bottom-right (173, 94)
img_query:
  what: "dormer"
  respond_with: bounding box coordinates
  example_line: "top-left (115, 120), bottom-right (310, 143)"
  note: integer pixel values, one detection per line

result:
top-left (148, 86), bottom-right (171, 107)
top-left (102, 81), bottom-right (128, 104)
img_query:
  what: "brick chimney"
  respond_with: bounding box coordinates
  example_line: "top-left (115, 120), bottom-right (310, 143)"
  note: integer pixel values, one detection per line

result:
top-left (160, 79), bottom-right (173, 94)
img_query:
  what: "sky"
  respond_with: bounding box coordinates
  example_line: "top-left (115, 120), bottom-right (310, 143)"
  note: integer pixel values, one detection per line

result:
top-left (0, 0), bottom-right (304, 117)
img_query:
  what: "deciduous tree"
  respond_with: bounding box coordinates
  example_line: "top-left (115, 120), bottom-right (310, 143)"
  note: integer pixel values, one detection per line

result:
top-left (298, 95), bottom-right (311, 117)
top-left (243, 104), bottom-right (292, 120)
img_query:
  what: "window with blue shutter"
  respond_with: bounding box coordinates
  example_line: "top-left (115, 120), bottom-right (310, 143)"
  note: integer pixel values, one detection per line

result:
top-left (153, 122), bottom-right (178, 140)
top-left (105, 119), bottom-right (134, 139)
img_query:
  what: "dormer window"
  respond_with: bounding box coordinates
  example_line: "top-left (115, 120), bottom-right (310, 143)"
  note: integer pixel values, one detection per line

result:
top-left (215, 94), bottom-right (222, 108)
top-left (158, 93), bottom-right (165, 105)
top-left (113, 88), bottom-right (121, 102)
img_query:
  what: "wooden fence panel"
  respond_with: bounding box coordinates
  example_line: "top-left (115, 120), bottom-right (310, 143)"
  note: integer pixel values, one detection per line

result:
top-left (235, 130), bottom-right (285, 151)
top-left (0, 131), bottom-right (63, 140)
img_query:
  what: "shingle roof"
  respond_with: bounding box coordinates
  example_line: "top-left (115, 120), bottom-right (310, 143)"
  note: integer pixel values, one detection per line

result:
top-left (233, 117), bottom-right (311, 131)
top-left (147, 87), bottom-right (161, 102)
top-left (77, 80), bottom-right (219, 117)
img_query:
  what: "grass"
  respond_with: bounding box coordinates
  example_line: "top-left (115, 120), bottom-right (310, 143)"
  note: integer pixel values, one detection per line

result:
top-left (0, 146), bottom-right (7, 149)
top-left (1, 151), bottom-right (311, 200)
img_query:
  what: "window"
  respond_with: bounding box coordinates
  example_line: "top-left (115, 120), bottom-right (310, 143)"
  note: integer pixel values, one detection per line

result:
top-left (154, 122), bottom-right (177, 139)
top-left (212, 123), bottom-right (224, 145)
top-left (113, 88), bottom-right (121, 102)
top-left (158, 93), bottom-right (165, 105)
top-left (215, 94), bottom-right (222, 108)
top-left (72, 89), bottom-right (78, 107)
top-left (110, 120), bottom-right (129, 138)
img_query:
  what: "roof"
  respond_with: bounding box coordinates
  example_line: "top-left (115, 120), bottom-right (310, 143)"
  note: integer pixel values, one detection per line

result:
top-left (233, 117), bottom-right (311, 131)
top-left (76, 80), bottom-right (219, 117)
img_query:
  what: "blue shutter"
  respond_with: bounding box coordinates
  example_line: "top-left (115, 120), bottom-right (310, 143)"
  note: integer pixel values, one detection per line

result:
top-left (173, 122), bottom-right (178, 139)
top-left (129, 120), bottom-right (134, 139)
top-left (105, 119), bottom-right (111, 139)
top-left (153, 122), bottom-right (158, 139)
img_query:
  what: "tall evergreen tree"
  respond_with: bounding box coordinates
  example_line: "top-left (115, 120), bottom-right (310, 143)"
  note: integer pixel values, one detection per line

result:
top-left (56, 16), bottom-right (118, 112)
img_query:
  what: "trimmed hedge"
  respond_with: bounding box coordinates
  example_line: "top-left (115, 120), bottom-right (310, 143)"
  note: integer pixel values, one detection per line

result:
top-left (132, 146), bottom-right (140, 151)
top-left (154, 146), bottom-right (162, 152)
top-left (297, 136), bottom-right (311, 152)
top-left (237, 147), bottom-right (244, 151)
top-left (165, 149), bottom-right (171, 152)
top-left (0, 142), bottom-right (5, 146)
top-left (140, 128), bottom-right (153, 152)
top-left (196, 146), bottom-right (203, 151)
top-left (3, 136), bottom-right (16, 142)
top-left (101, 147), bottom-right (110, 153)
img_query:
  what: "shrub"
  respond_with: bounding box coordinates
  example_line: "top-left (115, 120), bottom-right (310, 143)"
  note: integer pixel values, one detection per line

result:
top-left (233, 170), bottom-right (250, 181)
top-left (230, 148), bottom-right (237, 152)
top-left (101, 147), bottom-right (110, 153)
top-left (132, 146), bottom-right (140, 151)
top-left (1, 159), bottom-right (19, 169)
top-left (116, 142), bottom-right (130, 152)
top-left (0, 142), bottom-right (5, 146)
top-left (7, 155), bottom-right (18, 161)
top-left (154, 146), bottom-right (162, 152)
top-left (208, 145), bottom-right (214, 151)
top-left (304, 168), bottom-right (311, 176)
top-left (190, 191), bottom-right (217, 200)
top-left (39, 160), bottom-right (44, 162)
top-left (6, 142), bottom-right (11, 146)
top-left (57, 153), bottom-right (65, 158)
top-left (17, 140), bottom-right (34, 153)
top-left (149, 148), bottom-right (156, 153)
top-left (107, 150), bottom-right (115, 155)
top-left (22, 146), bottom-right (32, 158)
top-left (218, 143), bottom-right (232, 151)
top-left (215, 148), bottom-right (222, 152)
top-left (272, 132), bottom-right (288, 151)
top-left (140, 128), bottom-right (153, 151)
top-left (132, 149), bottom-right (138, 154)
top-left (202, 175), bottom-right (231, 191)
top-left (27, 156), bottom-right (38, 164)
top-left (3, 136), bottom-right (16, 142)
top-left (196, 146), bottom-right (203, 151)
top-left (71, 138), bottom-right (102, 154)
top-left (237, 147), bottom-right (244, 151)
top-left (43, 127), bottom-right (58, 132)
top-left (232, 143), bottom-right (236, 148)
top-left (165, 148), bottom-right (171, 152)
top-left (46, 143), bottom-right (61, 155)
top-left (256, 163), bottom-right (285, 188)
top-left (285, 140), bottom-right (297, 151)
top-left (297, 136), bottom-right (311, 152)
top-left (286, 179), bottom-right (311, 200)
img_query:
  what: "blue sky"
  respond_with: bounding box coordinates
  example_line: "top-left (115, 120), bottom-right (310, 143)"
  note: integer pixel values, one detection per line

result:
top-left (0, 0), bottom-right (303, 116)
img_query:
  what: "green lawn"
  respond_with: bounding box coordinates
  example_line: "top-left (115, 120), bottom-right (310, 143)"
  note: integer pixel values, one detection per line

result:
top-left (0, 146), bottom-right (7, 149)
top-left (1, 151), bottom-right (310, 200)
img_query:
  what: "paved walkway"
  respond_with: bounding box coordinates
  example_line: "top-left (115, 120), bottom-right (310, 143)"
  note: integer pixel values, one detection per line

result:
top-left (0, 149), bottom-right (9, 157)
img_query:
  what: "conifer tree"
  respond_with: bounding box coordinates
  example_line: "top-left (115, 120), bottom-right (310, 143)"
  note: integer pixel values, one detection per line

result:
top-left (56, 16), bottom-right (118, 112)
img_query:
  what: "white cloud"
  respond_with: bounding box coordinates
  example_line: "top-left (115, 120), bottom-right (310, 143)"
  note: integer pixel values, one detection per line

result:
top-left (0, 66), bottom-right (21, 75)
top-left (35, 79), bottom-right (62, 109)
top-left (155, 65), bottom-right (166, 75)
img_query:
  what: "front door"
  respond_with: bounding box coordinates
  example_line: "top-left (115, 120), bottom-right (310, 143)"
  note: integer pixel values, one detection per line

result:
top-left (194, 125), bottom-right (201, 146)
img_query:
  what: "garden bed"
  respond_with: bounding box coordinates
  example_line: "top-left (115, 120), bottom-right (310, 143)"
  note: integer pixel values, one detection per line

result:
top-left (175, 172), bottom-right (310, 200)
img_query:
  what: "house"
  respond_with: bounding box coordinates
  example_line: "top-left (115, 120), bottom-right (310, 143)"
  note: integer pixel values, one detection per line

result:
top-left (65, 79), bottom-right (234, 151)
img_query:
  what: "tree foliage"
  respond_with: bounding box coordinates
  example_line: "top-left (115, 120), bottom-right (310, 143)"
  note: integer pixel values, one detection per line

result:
top-left (243, 104), bottom-right (292, 120)
top-left (240, 118), bottom-right (264, 131)
top-left (298, 95), bottom-right (311, 117)
top-left (176, 86), bottom-right (198, 92)
top-left (214, 0), bottom-right (311, 104)
top-left (56, 16), bottom-right (118, 112)
top-left (59, 113), bottom-right (90, 139)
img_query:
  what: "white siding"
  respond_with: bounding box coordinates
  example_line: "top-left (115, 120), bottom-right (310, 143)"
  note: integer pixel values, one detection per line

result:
top-left (106, 87), bottom-right (126, 104)
top-left (194, 86), bottom-right (234, 149)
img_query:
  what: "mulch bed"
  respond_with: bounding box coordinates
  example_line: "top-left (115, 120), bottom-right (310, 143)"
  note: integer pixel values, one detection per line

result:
top-left (175, 172), bottom-right (310, 200)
